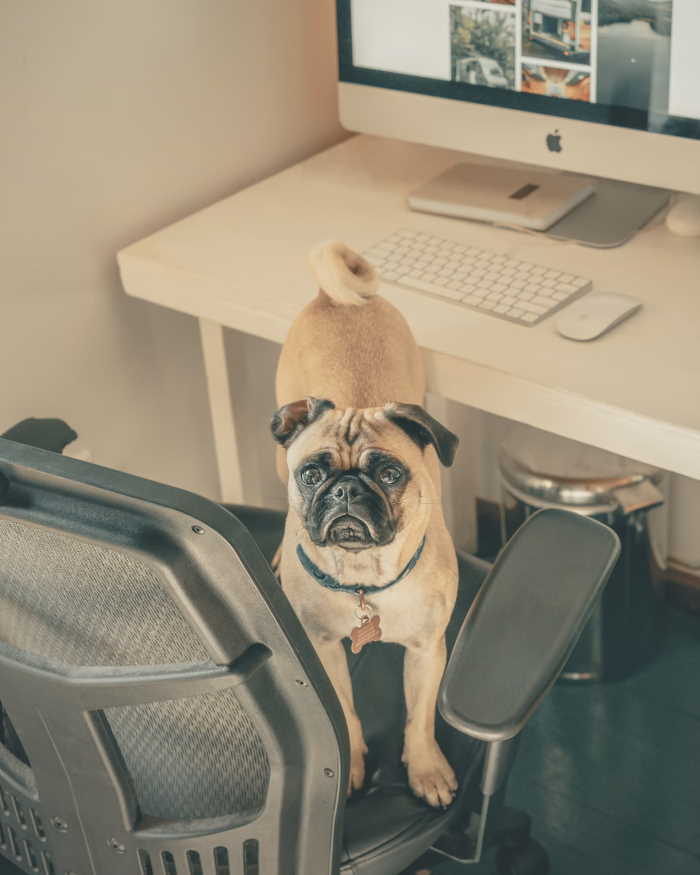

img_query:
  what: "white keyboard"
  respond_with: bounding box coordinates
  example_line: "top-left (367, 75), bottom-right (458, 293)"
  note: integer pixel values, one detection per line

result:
top-left (363, 229), bottom-right (592, 326)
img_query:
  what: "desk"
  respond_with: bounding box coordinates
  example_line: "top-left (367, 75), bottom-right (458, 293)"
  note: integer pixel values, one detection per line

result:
top-left (117, 135), bottom-right (700, 502)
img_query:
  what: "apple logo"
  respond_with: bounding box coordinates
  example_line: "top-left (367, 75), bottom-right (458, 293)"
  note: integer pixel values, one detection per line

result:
top-left (546, 129), bottom-right (562, 153)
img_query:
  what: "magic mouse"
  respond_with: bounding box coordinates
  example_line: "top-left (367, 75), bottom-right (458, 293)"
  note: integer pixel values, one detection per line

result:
top-left (556, 293), bottom-right (641, 341)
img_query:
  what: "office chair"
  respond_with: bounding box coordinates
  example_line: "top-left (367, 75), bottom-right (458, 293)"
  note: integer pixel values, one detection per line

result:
top-left (0, 426), bottom-right (619, 875)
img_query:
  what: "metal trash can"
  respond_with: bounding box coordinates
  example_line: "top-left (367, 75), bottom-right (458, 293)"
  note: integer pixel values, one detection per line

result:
top-left (498, 428), bottom-right (667, 682)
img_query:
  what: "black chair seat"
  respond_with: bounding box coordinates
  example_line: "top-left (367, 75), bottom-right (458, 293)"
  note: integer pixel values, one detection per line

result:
top-left (226, 505), bottom-right (489, 874)
top-left (342, 789), bottom-right (448, 874)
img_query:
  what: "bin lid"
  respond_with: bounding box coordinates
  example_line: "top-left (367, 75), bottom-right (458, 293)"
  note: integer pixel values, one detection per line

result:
top-left (499, 427), bottom-right (663, 511)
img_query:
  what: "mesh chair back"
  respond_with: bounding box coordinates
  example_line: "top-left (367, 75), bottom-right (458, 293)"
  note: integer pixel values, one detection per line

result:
top-left (0, 439), bottom-right (348, 875)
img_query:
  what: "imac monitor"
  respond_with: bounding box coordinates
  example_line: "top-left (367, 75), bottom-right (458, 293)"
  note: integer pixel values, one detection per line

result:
top-left (338, 0), bottom-right (700, 195)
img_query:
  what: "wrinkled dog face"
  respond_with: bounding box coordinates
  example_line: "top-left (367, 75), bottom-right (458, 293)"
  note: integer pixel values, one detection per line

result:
top-left (271, 400), bottom-right (458, 552)
top-left (294, 445), bottom-right (409, 550)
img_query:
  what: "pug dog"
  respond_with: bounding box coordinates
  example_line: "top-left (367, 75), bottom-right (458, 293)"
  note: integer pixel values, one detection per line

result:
top-left (271, 241), bottom-right (459, 809)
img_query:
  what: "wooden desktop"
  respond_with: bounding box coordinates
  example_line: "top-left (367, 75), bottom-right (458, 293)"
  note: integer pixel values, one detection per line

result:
top-left (118, 135), bottom-right (700, 502)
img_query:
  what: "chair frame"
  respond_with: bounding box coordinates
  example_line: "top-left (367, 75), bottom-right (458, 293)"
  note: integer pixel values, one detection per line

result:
top-left (0, 437), bottom-right (349, 875)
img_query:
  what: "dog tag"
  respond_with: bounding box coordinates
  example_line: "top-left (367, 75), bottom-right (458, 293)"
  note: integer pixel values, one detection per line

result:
top-left (350, 614), bottom-right (382, 654)
top-left (350, 588), bottom-right (382, 653)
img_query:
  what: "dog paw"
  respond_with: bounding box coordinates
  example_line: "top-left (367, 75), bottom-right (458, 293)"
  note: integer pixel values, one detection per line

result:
top-left (347, 744), bottom-right (367, 795)
top-left (404, 742), bottom-right (458, 808)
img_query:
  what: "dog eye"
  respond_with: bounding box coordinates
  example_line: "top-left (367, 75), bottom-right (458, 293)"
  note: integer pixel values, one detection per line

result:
top-left (379, 465), bottom-right (402, 485)
top-left (300, 464), bottom-right (325, 486)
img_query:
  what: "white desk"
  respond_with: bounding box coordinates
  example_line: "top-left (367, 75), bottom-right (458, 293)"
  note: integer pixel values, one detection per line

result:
top-left (118, 135), bottom-right (700, 502)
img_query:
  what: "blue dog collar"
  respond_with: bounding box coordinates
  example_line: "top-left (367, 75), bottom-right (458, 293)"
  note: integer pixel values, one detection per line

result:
top-left (296, 537), bottom-right (426, 594)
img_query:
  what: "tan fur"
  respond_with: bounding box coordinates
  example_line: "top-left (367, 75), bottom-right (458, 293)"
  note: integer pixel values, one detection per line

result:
top-left (275, 243), bottom-right (458, 808)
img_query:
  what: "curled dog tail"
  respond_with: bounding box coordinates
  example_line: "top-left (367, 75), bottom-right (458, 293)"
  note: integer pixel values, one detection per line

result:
top-left (308, 240), bottom-right (378, 306)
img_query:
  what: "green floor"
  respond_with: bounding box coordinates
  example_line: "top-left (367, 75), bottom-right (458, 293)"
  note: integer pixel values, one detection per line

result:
top-left (437, 605), bottom-right (700, 875)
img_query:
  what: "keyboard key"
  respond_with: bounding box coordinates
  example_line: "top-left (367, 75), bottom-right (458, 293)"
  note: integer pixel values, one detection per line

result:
top-left (403, 277), bottom-right (460, 299)
top-left (532, 295), bottom-right (555, 308)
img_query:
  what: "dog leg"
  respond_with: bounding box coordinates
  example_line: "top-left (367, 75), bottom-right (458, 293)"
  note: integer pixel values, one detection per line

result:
top-left (402, 636), bottom-right (458, 808)
top-left (270, 542), bottom-right (282, 577)
top-left (313, 638), bottom-right (367, 794)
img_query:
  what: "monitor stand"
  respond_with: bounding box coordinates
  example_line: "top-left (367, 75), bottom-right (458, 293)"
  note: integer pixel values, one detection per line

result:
top-left (544, 177), bottom-right (670, 248)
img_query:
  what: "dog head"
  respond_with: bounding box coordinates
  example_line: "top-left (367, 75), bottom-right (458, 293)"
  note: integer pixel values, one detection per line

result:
top-left (271, 398), bottom-right (458, 551)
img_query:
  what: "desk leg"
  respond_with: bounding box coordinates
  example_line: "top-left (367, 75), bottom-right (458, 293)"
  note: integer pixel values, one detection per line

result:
top-left (199, 318), bottom-right (245, 504)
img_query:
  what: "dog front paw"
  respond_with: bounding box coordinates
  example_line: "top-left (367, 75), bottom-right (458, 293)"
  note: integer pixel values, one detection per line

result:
top-left (403, 741), bottom-right (458, 808)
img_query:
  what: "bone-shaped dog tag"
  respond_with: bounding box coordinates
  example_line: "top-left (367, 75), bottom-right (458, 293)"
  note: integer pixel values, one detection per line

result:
top-left (350, 614), bottom-right (382, 654)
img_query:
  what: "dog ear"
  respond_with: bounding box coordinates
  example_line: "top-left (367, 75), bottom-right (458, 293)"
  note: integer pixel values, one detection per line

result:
top-left (270, 397), bottom-right (335, 447)
top-left (384, 403), bottom-right (459, 467)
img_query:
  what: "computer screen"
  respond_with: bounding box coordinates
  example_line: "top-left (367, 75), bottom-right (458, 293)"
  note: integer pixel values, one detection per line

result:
top-left (340, 0), bottom-right (700, 142)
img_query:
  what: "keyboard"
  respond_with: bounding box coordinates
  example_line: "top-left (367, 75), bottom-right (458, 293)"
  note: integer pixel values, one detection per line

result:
top-left (363, 229), bottom-right (592, 326)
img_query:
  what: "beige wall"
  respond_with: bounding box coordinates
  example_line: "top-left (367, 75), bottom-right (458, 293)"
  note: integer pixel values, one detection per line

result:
top-left (5, 2), bottom-right (696, 565)
top-left (2, 0), bottom-right (344, 498)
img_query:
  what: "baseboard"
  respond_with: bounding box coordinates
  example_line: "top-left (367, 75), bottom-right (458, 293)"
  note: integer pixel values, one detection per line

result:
top-left (665, 560), bottom-right (700, 615)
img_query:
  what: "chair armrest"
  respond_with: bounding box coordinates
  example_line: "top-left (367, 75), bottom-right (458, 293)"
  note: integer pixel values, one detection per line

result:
top-left (438, 508), bottom-right (620, 742)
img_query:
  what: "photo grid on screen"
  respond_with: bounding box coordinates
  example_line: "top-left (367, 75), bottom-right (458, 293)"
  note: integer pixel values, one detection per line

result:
top-left (351, 0), bottom-right (683, 123)
top-left (450, 0), bottom-right (598, 103)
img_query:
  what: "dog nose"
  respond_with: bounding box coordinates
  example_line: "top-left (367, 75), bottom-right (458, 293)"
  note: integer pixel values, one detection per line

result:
top-left (333, 477), bottom-right (361, 501)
